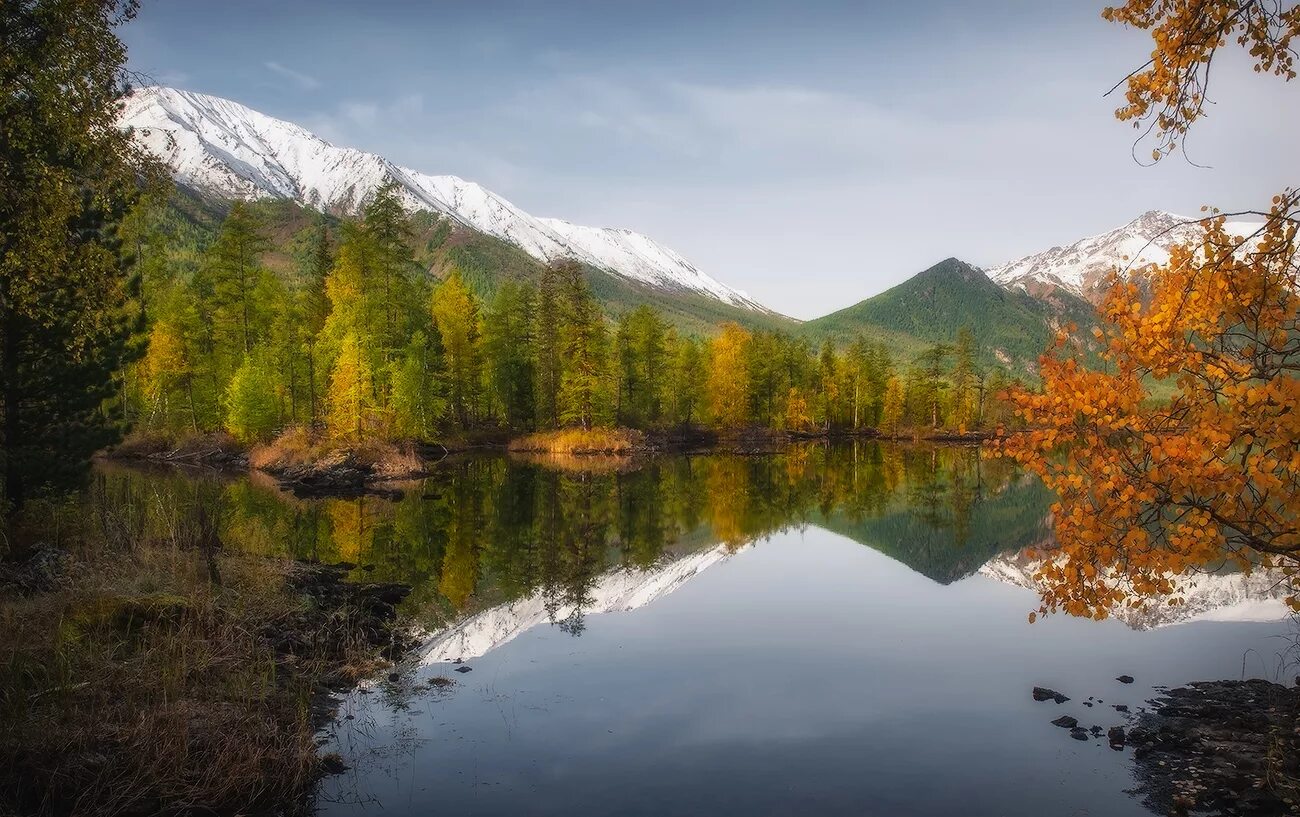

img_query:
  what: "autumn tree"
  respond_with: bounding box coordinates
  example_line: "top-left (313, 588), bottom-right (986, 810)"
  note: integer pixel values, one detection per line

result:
top-left (881, 376), bottom-right (906, 437)
top-left (999, 0), bottom-right (1300, 620)
top-left (1002, 209), bottom-right (1299, 617)
top-left (1102, 0), bottom-right (1299, 161)
top-left (431, 271), bottom-right (482, 429)
top-left (707, 323), bottom-right (751, 429)
top-left (326, 332), bottom-right (377, 440)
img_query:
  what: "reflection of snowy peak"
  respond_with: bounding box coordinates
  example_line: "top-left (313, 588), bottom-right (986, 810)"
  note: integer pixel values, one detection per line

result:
top-left (979, 556), bottom-right (1290, 630)
top-left (117, 86), bottom-right (769, 312)
top-left (421, 544), bottom-right (745, 664)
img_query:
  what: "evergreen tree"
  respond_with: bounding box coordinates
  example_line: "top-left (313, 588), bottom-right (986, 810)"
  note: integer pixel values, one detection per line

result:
top-left (557, 264), bottom-right (611, 428)
top-left (614, 305), bottom-right (667, 428)
top-left (667, 335), bottom-right (705, 427)
top-left (484, 281), bottom-right (536, 429)
top-left (206, 202), bottom-right (272, 356)
top-left (363, 181), bottom-right (417, 362)
top-left (1, 0), bottom-right (152, 513)
top-left (881, 376), bottom-right (906, 436)
top-left (951, 326), bottom-right (980, 430)
top-left (534, 261), bottom-right (567, 428)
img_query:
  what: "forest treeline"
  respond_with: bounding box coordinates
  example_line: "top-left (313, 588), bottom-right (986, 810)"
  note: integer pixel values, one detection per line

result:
top-left (128, 183), bottom-right (1021, 446)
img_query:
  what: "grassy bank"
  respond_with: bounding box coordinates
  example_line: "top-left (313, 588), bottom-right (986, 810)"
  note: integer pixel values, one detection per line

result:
top-left (0, 495), bottom-right (411, 817)
top-left (508, 427), bottom-right (647, 455)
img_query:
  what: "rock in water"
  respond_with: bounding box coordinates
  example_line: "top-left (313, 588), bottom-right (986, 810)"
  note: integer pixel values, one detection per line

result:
top-left (454, 665), bottom-right (472, 674)
top-left (1032, 686), bottom-right (1059, 702)
top-left (1116, 675), bottom-right (1135, 684)
top-left (1070, 727), bottom-right (1090, 741)
top-left (1107, 726), bottom-right (1125, 749)
top-left (1052, 715), bottom-right (1079, 729)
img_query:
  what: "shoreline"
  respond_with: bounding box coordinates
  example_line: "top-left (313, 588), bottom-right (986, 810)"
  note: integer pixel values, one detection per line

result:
top-left (0, 546), bottom-right (417, 817)
top-left (104, 427), bottom-right (997, 497)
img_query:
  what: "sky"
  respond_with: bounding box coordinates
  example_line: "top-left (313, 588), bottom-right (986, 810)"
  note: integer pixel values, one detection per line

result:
top-left (121, 0), bottom-right (1300, 319)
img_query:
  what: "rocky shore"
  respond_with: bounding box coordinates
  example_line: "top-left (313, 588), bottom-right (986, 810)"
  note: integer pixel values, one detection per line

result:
top-left (1036, 678), bottom-right (1300, 816)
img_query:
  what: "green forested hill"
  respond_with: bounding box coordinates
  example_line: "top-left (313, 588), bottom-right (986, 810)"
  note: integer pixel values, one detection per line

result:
top-left (165, 188), bottom-right (796, 337)
top-left (801, 257), bottom-right (1098, 371)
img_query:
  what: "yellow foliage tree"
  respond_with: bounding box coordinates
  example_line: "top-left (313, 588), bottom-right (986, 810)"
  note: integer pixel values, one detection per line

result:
top-left (880, 376), bottom-right (905, 437)
top-left (326, 332), bottom-right (377, 440)
top-left (707, 323), bottom-right (750, 428)
top-left (1001, 203), bottom-right (1299, 619)
top-left (141, 320), bottom-right (192, 430)
top-left (430, 270), bottom-right (481, 428)
top-left (783, 387), bottom-right (813, 432)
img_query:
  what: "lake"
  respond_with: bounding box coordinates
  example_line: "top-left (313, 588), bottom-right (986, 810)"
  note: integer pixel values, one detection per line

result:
top-left (98, 443), bottom-right (1292, 816)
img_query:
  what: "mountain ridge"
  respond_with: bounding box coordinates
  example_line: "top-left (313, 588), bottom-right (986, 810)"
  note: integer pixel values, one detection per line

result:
top-left (118, 85), bottom-right (773, 314)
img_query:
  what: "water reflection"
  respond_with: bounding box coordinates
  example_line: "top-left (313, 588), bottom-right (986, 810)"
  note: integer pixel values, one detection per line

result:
top-left (97, 445), bottom-right (1042, 626)
top-left (94, 445), bottom-right (1295, 817)
top-left (95, 442), bottom-right (1288, 639)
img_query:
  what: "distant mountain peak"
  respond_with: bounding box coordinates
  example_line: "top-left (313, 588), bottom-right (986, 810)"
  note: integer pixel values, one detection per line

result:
top-left (118, 85), bottom-right (772, 314)
top-left (988, 209), bottom-right (1263, 303)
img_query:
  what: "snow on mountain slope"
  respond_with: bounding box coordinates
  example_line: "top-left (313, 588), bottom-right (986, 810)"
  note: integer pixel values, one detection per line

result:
top-left (538, 218), bottom-right (766, 310)
top-left (989, 210), bottom-right (1265, 302)
top-left (420, 543), bottom-right (746, 664)
top-left (118, 86), bottom-right (768, 312)
top-left (979, 555), bottom-right (1290, 631)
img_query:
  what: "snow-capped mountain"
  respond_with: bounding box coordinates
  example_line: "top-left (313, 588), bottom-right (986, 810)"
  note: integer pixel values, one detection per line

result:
top-left (989, 210), bottom-right (1265, 303)
top-left (117, 86), bottom-right (769, 312)
top-left (979, 555), bottom-right (1291, 630)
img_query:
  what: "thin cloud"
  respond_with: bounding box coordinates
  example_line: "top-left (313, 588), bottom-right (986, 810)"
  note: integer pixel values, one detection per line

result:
top-left (265, 60), bottom-right (320, 91)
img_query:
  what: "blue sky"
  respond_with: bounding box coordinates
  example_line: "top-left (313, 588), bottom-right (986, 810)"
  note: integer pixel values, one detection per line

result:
top-left (122, 0), bottom-right (1299, 319)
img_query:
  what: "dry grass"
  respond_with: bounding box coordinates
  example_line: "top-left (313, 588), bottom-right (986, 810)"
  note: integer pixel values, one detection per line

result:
top-left (109, 431), bottom-right (245, 463)
top-left (251, 427), bottom-right (425, 479)
top-left (0, 492), bottom-right (392, 817)
top-left (507, 427), bottom-right (646, 455)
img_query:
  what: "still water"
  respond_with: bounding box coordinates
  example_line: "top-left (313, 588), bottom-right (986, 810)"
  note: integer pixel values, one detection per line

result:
top-left (102, 444), bottom-right (1292, 816)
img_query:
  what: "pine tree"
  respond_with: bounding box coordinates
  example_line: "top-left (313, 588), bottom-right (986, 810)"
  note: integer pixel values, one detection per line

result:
top-left (667, 335), bottom-right (705, 427)
top-left (534, 261), bottom-right (566, 428)
top-left (557, 264), bottom-right (611, 428)
top-left (363, 181), bottom-right (416, 361)
top-left (1, 0), bottom-right (153, 513)
top-left (951, 326), bottom-right (980, 430)
top-left (484, 281), bottom-right (536, 428)
top-left (614, 305), bottom-right (666, 428)
top-left (206, 202), bottom-right (272, 356)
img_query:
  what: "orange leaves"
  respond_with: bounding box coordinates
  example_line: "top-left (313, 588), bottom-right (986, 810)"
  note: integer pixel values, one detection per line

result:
top-left (1000, 201), bottom-right (1300, 618)
top-left (1103, 1), bottom-right (1299, 158)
